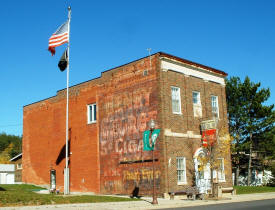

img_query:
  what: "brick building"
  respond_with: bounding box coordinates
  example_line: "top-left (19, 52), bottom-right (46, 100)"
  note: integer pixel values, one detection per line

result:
top-left (23, 52), bottom-right (232, 196)
top-left (10, 153), bottom-right (22, 183)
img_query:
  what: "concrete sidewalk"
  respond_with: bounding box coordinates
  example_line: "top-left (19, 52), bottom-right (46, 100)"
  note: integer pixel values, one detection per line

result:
top-left (1, 192), bottom-right (275, 210)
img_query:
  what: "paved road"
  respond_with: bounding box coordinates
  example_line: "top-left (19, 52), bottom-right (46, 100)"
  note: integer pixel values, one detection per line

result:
top-left (159, 199), bottom-right (275, 210)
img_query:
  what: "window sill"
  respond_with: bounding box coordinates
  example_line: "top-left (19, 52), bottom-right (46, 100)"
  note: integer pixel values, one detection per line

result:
top-left (87, 121), bottom-right (97, 124)
top-left (172, 112), bottom-right (182, 115)
top-left (177, 182), bottom-right (187, 185)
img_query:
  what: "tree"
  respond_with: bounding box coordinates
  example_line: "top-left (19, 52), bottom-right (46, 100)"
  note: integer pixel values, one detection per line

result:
top-left (0, 133), bottom-right (22, 162)
top-left (198, 123), bottom-right (232, 198)
top-left (0, 143), bottom-right (15, 163)
top-left (226, 76), bottom-right (275, 185)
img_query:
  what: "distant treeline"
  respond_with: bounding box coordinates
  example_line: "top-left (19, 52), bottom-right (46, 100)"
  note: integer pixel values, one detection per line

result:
top-left (0, 132), bottom-right (22, 163)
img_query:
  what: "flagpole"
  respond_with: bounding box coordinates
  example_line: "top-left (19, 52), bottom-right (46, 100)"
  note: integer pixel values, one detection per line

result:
top-left (64, 6), bottom-right (71, 195)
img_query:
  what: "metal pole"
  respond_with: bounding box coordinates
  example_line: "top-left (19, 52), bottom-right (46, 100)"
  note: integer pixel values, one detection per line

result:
top-left (152, 148), bottom-right (158, 204)
top-left (151, 128), bottom-right (158, 205)
top-left (64, 6), bottom-right (71, 195)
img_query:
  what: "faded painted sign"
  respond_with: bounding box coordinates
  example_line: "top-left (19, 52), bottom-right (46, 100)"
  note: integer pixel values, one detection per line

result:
top-left (98, 82), bottom-right (160, 194)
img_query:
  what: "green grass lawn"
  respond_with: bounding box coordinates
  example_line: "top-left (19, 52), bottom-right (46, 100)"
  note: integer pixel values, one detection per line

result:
top-left (0, 184), bottom-right (139, 207)
top-left (234, 186), bottom-right (275, 194)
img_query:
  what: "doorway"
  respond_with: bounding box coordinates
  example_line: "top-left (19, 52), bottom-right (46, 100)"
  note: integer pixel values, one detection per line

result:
top-left (193, 147), bottom-right (211, 194)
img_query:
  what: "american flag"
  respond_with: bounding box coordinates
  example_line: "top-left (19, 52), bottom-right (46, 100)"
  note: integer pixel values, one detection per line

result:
top-left (48, 20), bottom-right (69, 55)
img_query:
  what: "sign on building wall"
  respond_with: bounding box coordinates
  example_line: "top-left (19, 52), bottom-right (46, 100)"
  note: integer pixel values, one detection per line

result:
top-left (143, 129), bottom-right (160, 151)
top-left (200, 120), bottom-right (217, 147)
top-left (202, 129), bottom-right (216, 147)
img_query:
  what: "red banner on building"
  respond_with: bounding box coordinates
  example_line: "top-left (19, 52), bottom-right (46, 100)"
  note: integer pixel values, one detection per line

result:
top-left (202, 129), bottom-right (216, 147)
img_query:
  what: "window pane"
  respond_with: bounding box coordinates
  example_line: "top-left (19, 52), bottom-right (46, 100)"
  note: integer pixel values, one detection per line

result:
top-left (177, 170), bottom-right (184, 181)
top-left (88, 104), bottom-right (97, 123)
top-left (89, 105), bottom-right (93, 121)
top-left (93, 104), bottom-right (97, 121)
top-left (177, 157), bottom-right (186, 183)
top-left (171, 87), bottom-right (181, 113)
top-left (211, 96), bottom-right (219, 117)
top-left (193, 92), bottom-right (199, 104)
top-left (211, 96), bottom-right (217, 107)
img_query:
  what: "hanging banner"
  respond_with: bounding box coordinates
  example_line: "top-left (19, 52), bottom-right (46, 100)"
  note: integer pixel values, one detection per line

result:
top-left (143, 129), bottom-right (161, 151)
top-left (143, 130), bottom-right (151, 151)
top-left (202, 129), bottom-right (216, 147)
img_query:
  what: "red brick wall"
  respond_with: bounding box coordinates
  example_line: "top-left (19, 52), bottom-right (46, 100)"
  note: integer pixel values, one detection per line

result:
top-left (158, 62), bottom-right (232, 194)
top-left (23, 81), bottom-right (100, 193)
top-left (23, 55), bottom-right (162, 195)
top-left (98, 55), bottom-right (161, 195)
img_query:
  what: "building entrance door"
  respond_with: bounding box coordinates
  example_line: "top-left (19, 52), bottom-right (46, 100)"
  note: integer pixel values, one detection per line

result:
top-left (193, 148), bottom-right (211, 194)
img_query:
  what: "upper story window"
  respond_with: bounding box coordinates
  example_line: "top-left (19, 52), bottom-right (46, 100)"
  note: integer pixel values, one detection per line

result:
top-left (87, 103), bottom-right (97, 124)
top-left (211, 95), bottom-right (219, 118)
top-left (193, 91), bottom-right (202, 117)
top-left (192, 91), bottom-right (201, 105)
top-left (171, 86), bottom-right (181, 114)
top-left (177, 157), bottom-right (187, 184)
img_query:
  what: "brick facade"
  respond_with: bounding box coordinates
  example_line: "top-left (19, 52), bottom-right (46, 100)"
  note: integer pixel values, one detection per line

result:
top-left (23, 52), bottom-right (232, 196)
top-left (10, 154), bottom-right (22, 183)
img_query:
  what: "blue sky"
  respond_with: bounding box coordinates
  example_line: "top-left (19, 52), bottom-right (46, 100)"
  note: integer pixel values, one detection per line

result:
top-left (0, 0), bottom-right (274, 136)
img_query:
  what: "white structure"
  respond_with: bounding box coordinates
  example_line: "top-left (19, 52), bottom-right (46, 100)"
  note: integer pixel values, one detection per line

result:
top-left (193, 148), bottom-right (211, 194)
top-left (0, 164), bottom-right (15, 184)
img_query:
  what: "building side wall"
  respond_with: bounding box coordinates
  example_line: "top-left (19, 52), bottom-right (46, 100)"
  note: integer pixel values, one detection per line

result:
top-left (98, 55), bottom-right (161, 195)
top-left (23, 83), bottom-right (100, 193)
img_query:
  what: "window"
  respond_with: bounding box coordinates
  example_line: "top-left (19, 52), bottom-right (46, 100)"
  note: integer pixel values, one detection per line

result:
top-left (192, 91), bottom-right (200, 105)
top-left (177, 157), bottom-right (187, 184)
top-left (171, 86), bottom-right (181, 114)
top-left (17, 163), bottom-right (22, 169)
top-left (87, 103), bottom-right (97, 124)
top-left (211, 95), bottom-right (219, 118)
top-left (143, 69), bottom-right (148, 76)
top-left (217, 158), bottom-right (225, 182)
top-left (193, 91), bottom-right (202, 117)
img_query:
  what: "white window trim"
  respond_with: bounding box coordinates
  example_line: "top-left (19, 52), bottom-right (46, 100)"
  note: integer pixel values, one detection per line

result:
top-left (87, 103), bottom-right (97, 124)
top-left (211, 95), bottom-right (219, 118)
top-left (171, 86), bottom-right (182, 115)
top-left (177, 157), bottom-right (187, 185)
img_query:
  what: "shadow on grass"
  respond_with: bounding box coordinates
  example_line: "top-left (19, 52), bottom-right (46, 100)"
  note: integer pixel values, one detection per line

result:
top-left (0, 187), bottom-right (6, 191)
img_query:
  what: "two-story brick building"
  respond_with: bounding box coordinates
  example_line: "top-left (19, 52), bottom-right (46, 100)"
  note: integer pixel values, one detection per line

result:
top-left (22, 52), bottom-right (232, 196)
